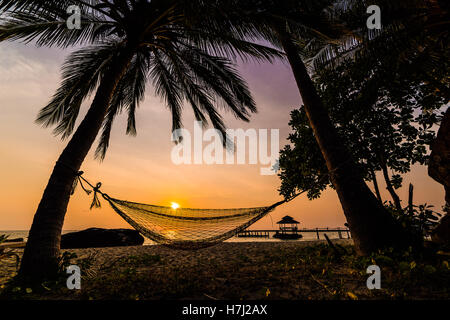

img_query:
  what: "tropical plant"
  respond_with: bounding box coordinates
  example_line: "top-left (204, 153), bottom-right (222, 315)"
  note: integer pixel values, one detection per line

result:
top-left (308, 0), bottom-right (449, 239)
top-left (0, 0), bottom-right (282, 281)
top-left (390, 203), bottom-right (442, 242)
top-left (220, 0), bottom-right (410, 254)
top-left (278, 57), bottom-right (444, 209)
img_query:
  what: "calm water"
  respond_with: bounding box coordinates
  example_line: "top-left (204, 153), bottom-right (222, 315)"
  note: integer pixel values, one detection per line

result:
top-left (0, 230), bottom-right (78, 241)
top-left (0, 230), bottom-right (348, 246)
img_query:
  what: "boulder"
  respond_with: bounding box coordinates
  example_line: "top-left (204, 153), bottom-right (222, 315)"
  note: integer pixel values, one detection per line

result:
top-left (4, 238), bottom-right (24, 243)
top-left (61, 228), bottom-right (144, 249)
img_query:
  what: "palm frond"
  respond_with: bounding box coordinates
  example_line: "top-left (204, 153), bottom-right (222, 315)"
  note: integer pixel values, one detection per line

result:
top-left (164, 47), bottom-right (232, 148)
top-left (151, 51), bottom-right (184, 135)
top-left (36, 43), bottom-right (120, 138)
top-left (0, 8), bottom-right (112, 47)
top-left (95, 50), bottom-right (150, 159)
top-left (4, 0), bottom-right (288, 161)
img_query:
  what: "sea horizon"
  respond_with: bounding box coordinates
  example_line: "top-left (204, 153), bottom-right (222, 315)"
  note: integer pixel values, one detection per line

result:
top-left (1, 228), bottom-right (348, 245)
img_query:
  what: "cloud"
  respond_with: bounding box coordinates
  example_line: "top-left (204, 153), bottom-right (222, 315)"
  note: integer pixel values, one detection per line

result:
top-left (0, 43), bottom-right (67, 100)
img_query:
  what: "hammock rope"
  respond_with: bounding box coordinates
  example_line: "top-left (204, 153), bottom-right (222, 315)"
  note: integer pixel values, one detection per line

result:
top-left (72, 171), bottom-right (302, 250)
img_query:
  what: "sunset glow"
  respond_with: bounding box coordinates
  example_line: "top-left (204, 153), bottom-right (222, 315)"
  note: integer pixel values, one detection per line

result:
top-left (0, 0), bottom-right (448, 305)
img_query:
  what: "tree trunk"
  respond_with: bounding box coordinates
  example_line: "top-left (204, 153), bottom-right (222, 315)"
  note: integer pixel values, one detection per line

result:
top-left (18, 48), bottom-right (135, 282)
top-left (277, 29), bottom-right (408, 255)
top-left (429, 107), bottom-right (450, 209)
top-left (408, 184), bottom-right (414, 215)
top-left (429, 107), bottom-right (450, 244)
top-left (370, 168), bottom-right (383, 203)
top-left (380, 161), bottom-right (403, 212)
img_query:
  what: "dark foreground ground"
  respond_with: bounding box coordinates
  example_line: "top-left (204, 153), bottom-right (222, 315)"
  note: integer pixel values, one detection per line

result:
top-left (1, 240), bottom-right (449, 300)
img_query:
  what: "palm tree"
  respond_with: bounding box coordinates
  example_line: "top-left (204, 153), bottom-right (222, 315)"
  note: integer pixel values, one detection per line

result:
top-left (316, 0), bottom-right (449, 238)
top-left (221, 0), bottom-right (410, 255)
top-left (0, 0), bottom-right (282, 281)
top-left (270, 0), bottom-right (450, 253)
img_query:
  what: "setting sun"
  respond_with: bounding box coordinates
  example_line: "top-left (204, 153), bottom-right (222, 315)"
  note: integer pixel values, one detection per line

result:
top-left (171, 202), bottom-right (180, 210)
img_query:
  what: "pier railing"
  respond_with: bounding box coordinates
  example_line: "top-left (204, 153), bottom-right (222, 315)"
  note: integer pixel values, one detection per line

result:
top-left (236, 228), bottom-right (351, 239)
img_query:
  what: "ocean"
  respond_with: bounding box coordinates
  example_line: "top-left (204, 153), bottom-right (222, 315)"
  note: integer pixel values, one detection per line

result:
top-left (0, 230), bottom-right (347, 245)
top-left (0, 230), bottom-right (77, 242)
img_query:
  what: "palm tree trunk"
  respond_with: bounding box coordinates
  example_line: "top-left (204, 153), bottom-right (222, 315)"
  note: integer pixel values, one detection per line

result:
top-left (276, 29), bottom-right (407, 255)
top-left (18, 48), bottom-right (135, 281)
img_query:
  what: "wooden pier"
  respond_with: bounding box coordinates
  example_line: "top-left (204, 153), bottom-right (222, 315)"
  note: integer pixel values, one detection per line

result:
top-left (237, 228), bottom-right (351, 239)
top-left (237, 230), bottom-right (271, 238)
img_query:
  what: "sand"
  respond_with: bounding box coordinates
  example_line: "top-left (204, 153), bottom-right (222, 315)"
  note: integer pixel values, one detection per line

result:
top-left (2, 239), bottom-right (449, 300)
top-left (1, 240), bottom-right (353, 288)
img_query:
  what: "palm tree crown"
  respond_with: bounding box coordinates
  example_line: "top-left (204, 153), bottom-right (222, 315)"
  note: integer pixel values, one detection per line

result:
top-left (0, 0), bottom-right (283, 159)
top-left (0, 1), bottom-right (284, 280)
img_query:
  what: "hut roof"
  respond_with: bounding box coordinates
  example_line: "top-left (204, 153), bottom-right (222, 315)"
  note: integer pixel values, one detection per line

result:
top-left (276, 215), bottom-right (300, 224)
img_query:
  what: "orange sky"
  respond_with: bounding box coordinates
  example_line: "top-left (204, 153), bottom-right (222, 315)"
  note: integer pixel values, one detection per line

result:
top-left (0, 43), bottom-right (446, 231)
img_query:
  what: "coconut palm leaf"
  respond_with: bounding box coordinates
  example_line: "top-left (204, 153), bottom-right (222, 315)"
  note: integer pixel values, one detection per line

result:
top-left (2, 0), bottom-right (287, 160)
top-left (311, 0), bottom-right (449, 91)
top-left (0, 1), bottom-right (113, 47)
top-left (35, 42), bottom-right (122, 138)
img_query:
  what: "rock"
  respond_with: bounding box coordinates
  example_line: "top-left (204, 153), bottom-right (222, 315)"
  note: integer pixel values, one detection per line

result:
top-left (61, 228), bottom-right (144, 249)
top-left (4, 238), bottom-right (24, 243)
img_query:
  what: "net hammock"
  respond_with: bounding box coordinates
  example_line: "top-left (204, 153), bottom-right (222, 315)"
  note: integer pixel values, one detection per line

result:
top-left (72, 171), bottom-right (301, 250)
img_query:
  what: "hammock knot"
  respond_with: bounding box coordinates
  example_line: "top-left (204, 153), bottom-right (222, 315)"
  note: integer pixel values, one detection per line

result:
top-left (89, 182), bottom-right (103, 209)
top-left (71, 171), bottom-right (92, 196)
top-left (93, 182), bottom-right (102, 192)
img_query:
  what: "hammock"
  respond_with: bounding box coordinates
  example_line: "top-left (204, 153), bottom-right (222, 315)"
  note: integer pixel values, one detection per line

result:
top-left (73, 171), bottom-right (300, 250)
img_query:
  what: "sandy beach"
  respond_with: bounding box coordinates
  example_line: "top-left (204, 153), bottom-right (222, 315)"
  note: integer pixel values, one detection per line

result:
top-left (67, 239), bottom-right (354, 267)
top-left (2, 239), bottom-right (449, 300)
top-left (1, 240), bottom-right (352, 284)
top-left (2, 240), bottom-right (357, 297)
